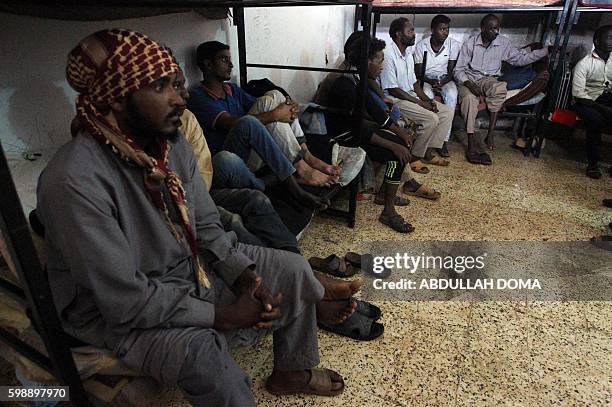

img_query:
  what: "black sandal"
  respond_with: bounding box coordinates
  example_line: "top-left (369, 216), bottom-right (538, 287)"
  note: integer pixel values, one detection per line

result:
top-left (318, 308), bottom-right (384, 341)
top-left (379, 213), bottom-right (414, 234)
top-left (308, 255), bottom-right (358, 278)
top-left (355, 300), bottom-right (382, 320)
top-left (344, 252), bottom-right (392, 278)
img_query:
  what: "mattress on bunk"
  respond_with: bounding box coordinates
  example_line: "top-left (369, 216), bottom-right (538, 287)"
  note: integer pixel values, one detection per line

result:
top-left (503, 70), bottom-right (549, 107)
top-left (372, 0), bottom-right (561, 7)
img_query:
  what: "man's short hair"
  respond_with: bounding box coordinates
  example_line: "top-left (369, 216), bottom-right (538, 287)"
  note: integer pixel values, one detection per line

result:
top-left (344, 31), bottom-right (364, 55)
top-left (481, 14), bottom-right (499, 27)
top-left (431, 15), bottom-right (451, 30)
top-left (347, 37), bottom-right (386, 66)
top-left (594, 25), bottom-right (612, 44)
top-left (389, 17), bottom-right (410, 40)
top-left (196, 41), bottom-right (229, 72)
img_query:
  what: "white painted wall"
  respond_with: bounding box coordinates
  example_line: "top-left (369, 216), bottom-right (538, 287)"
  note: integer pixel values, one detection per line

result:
top-left (242, 5), bottom-right (356, 103)
top-left (0, 11), bottom-right (227, 158)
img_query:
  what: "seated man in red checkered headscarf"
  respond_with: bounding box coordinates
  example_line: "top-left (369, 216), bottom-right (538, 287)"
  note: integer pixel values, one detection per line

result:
top-left (36, 29), bottom-right (356, 405)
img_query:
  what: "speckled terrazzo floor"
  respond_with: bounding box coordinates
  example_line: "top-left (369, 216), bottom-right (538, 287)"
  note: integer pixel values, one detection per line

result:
top-left (147, 132), bottom-right (612, 406)
top-left (5, 131), bottom-right (612, 405)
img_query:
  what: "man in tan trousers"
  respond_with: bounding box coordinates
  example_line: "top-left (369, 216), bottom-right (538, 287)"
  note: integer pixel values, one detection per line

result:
top-left (455, 14), bottom-right (548, 165)
top-left (381, 17), bottom-right (453, 174)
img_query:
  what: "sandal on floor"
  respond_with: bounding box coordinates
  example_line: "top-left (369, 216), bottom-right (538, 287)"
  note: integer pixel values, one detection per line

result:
top-left (410, 160), bottom-right (430, 174)
top-left (352, 253), bottom-right (391, 278)
top-left (586, 167), bottom-right (602, 179)
top-left (308, 255), bottom-right (358, 278)
top-left (423, 155), bottom-right (450, 166)
top-left (603, 199), bottom-right (612, 208)
top-left (265, 368), bottom-right (345, 396)
top-left (318, 309), bottom-right (384, 341)
top-left (378, 213), bottom-right (414, 233)
top-left (355, 299), bottom-right (382, 320)
top-left (373, 195), bottom-right (410, 206)
top-left (344, 251), bottom-right (362, 268)
top-left (479, 153), bottom-right (493, 166)
top-left (466, 152), bottom-right (483, 165)
top-left (402, 184), bottom-right (441, 200)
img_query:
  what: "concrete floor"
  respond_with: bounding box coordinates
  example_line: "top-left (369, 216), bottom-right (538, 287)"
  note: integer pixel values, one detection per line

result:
top-left (4, 131), bottom-right (612, 406)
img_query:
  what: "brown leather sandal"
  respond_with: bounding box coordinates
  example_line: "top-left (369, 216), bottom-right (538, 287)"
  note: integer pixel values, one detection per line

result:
top-left (402, 184), bottom-right (441, 200)
top-left (409, 160), bottom-right (430, 174)
top-left (265, 368), bottom-right (345, 396)
top-left (423, 155), bottom-right (450, 166)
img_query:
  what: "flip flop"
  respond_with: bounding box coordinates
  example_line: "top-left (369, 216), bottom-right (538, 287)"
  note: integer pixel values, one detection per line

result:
top-left (373, 195), bottom-right (410, 206)
top-left (308, 255), bottom-right (359, 278)
top-left (603, 199), bottom-right (612, 208)
top-left (423, 155), bottom-right (450, 166)
top-left (318, 309), bottom-right (384, 341)
top-left (410, 160), bottom-right (430, 174)
top-left (378, 213), bottom-right (414, 234)
top-left (265, 368), bottom-right (345, 396)
top-left (403, 184), bottom-right (441, 200)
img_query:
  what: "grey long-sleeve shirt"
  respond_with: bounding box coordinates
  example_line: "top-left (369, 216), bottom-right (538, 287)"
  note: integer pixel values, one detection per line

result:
top-left (454, 33), bottom-right (548, 84)
top-left (36, 132), bottom-right (254, 349)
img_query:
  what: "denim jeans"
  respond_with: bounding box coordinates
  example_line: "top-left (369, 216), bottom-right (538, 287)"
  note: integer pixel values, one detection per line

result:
top-left (369, 89), bottom-right (401, 122)
top-left (222, 116), bottom-right (296, 182)
top-left (211, 188), bottom-right (299, 253)
top-left (211, 150), bottom-right (265, 191)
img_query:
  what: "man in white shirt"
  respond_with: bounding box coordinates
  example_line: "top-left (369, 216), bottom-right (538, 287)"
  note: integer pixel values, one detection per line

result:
top-left (572, 25), bottom-right (612, 179)
top-left (414, 15), bottom-right (461, 158)
top-left (381, 17), bottom-right (454, 173)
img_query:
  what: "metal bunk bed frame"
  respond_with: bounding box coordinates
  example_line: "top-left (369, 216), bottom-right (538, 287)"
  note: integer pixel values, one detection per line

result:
top-left (0, 1), bottom-right (372, 405)
top-left (353, 0), bottom-right (583, 157)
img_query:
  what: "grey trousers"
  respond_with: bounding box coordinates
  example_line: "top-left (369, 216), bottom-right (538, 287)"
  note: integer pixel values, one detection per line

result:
top-left (114, 244), bottom-right (325, 406)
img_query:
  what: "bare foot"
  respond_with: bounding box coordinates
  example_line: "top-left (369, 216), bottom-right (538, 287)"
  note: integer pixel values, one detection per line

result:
top-left (305, 152), bottom-right (342, 176)
top-left (314, 272), bottom-right (361, 300)
top-left (295, 160), bottom-right (337, 187)
top-left (316, 299), bottom-right (357, 325)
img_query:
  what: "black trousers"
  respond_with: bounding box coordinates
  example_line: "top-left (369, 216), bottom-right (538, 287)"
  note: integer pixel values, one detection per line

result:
top-left (574, 93), bottom-right (612, 167)
top-left (360, 121), bottom-right (407, 185)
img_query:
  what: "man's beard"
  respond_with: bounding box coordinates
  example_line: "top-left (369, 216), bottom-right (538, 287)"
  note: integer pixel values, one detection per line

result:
top-left (403, 36), bottom-right (415, 47)
top-left (125, 96), bottom-right (180, 143)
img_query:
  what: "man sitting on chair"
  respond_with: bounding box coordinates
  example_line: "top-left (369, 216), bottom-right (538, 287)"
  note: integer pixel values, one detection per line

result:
top-left (572, 24), bottom-right (612, 179)
top-left (454, 14), bottom-right (548, 164)
top-left (414, 14), bottom-right (461, 158)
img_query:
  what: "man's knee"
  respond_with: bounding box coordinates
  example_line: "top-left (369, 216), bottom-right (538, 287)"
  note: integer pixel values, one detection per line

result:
top-left (213, 151), bottom-right (245, 172)
top-left (252, 90), bottom-right (285, 113)
top-left (421, 110), bottom-right (439, 128)
top-left (243, 190), bottom-right (274, 214)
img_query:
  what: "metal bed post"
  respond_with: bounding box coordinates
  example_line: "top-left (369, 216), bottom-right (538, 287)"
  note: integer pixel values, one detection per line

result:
top-left (350, 1), bottom-right (372, 228)
top-left (234, 5), bottom-right (248, 87)
top-left (0, 142), bottom-right (91, 406)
